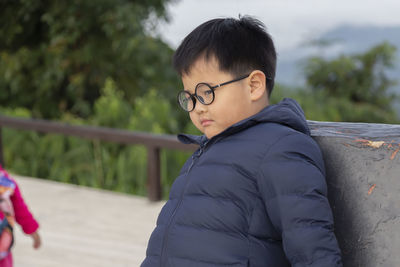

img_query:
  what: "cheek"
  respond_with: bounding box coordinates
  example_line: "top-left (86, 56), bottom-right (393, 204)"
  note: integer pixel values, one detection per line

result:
top-left (215, 91), bottom-right (250, 124)
top-left (189, 112), bottom-right (197, 122)
top-left (189, 112), bottom-right (202, 130)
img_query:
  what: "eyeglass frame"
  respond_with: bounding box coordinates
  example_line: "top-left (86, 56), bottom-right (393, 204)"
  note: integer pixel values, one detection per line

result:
top-left (177, 73), bottom-right (250, 112)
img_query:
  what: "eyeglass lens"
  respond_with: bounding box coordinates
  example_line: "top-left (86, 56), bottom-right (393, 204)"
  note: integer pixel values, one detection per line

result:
top-left (178, 91), bottom-right (194, 111)
top-left (195, 84), bottom-right (214, 105)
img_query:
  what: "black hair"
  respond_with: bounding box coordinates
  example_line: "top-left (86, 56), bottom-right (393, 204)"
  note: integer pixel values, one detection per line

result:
top-left (173, 15), bottom-right (277, 96)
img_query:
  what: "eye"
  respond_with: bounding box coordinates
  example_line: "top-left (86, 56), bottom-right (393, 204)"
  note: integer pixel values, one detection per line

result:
top-left (204, 89), bottom-right (213, 95)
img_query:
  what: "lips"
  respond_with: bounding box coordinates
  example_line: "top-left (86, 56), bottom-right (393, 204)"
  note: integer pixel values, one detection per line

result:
top-left (200, 119), bottom-right (213, 127)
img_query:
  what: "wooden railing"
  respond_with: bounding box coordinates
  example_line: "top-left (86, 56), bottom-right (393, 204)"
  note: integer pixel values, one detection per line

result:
top-left (0, 115), bottom-right (197, 201)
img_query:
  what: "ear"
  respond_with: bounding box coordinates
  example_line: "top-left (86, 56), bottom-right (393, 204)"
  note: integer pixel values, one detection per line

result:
top-left (248, 70), bottom-right (267, 102)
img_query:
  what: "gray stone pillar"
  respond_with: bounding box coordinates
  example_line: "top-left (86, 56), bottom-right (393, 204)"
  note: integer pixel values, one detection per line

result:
top-left (309, 121), bottom-right (400, 267)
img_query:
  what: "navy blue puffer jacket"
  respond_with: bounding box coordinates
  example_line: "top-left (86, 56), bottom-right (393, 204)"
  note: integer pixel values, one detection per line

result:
top-left (142, 98), bottom-right (342, 267)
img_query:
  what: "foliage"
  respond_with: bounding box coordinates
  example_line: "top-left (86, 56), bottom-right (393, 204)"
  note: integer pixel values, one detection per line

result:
top-left (0, 0), bottom-right (180, 119)
top-left (271, 42), bottom-right (399, 123)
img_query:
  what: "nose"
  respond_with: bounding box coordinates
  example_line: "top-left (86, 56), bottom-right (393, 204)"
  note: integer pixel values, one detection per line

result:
top-left (193, 97), bottom-right (207, 113)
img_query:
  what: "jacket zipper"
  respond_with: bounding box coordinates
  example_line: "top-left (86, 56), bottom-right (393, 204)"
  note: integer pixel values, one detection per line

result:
top-left (160, 146), bottom-right (204, 266)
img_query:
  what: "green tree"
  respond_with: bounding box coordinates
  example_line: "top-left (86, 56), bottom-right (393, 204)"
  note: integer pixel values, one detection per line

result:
top-left (0, 0), bottom-right (180, 119)
top-left (296, 42), bottom-right (399, 123)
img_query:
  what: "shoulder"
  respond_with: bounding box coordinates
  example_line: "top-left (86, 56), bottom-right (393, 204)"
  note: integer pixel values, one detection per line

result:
top-left (246, 121), bottom-right (322, 162)
top-left (256, 128), bottom-right (327, 197)
top-left (240, 122), bottom-right (319, 156)
top-left (270, 130), bottom-right (324, 166)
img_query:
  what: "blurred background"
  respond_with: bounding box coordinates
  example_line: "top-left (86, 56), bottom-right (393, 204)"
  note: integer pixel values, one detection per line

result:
top-left (0, 0), bottom-right (399, 197)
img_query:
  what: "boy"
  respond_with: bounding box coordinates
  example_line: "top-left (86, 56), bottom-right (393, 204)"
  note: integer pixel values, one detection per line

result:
top-left (142, 16), bottom-right (342, 267)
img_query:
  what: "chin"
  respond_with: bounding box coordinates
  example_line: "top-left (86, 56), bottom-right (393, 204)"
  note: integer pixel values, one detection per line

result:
top-left (204, 133), bottom-right (213, 139)
top-left (204, 130), bottom-right (219, 139)
top-left (204, 131), bottom-right (213, 139)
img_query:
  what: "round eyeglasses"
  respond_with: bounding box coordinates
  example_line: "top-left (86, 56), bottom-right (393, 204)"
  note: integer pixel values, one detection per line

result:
top-left (177, 74), bottom-right (250, 112)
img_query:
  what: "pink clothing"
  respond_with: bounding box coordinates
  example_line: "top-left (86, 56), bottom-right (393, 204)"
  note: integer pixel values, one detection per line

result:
top-left (0, 254), bottom-right (12, 267)
top-left (0, 166), bottom-right (39, 267)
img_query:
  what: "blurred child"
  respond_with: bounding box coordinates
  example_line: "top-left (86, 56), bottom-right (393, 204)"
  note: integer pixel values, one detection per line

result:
top-left (0, 165), bottom-right (41, 267)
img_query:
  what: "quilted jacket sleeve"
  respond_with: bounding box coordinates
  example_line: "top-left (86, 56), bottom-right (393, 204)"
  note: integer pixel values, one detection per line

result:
top-left (257, 132), bottom-right (342, 267)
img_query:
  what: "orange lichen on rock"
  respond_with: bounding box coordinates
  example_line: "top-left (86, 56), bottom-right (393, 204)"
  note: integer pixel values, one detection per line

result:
top-left (367, 141), bottom-right (385, 148)
top-left (354, 139), bottom-right (385, 148)
top-left (390, 148), bottom-right (400, 160)
top-left (354, 139), bottom-right (369, 143)
top-left (368, 184), bottom-right (376, 195)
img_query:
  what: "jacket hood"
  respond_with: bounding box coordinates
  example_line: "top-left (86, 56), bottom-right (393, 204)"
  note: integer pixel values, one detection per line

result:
top-left (178, 98), bottom-right (310, 146)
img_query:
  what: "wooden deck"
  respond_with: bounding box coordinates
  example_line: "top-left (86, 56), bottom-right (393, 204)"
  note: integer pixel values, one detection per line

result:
top-left (12, 175), bottom-right (165, 267)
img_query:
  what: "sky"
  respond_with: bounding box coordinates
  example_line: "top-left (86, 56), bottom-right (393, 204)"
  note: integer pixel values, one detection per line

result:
top-left (158, 0), bottom-right (400, 53)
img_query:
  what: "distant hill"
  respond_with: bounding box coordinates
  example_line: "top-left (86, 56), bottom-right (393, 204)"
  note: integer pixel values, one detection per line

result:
top-left (276, 24), bottom-right (400, 93)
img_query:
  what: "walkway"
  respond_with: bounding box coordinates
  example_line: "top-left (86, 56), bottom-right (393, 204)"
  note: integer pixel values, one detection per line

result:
top-left (12, 175), bottom-right (165, 267)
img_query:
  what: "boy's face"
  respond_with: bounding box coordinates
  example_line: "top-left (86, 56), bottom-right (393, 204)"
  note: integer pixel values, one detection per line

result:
top-left (181, 57), bottom-right (257, 139)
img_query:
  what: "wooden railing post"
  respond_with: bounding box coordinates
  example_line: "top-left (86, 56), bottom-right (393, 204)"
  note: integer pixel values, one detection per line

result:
top-left (0, 127), bottom-right (4, 167)
top-left (147, 146), bottom-right (161, 201)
